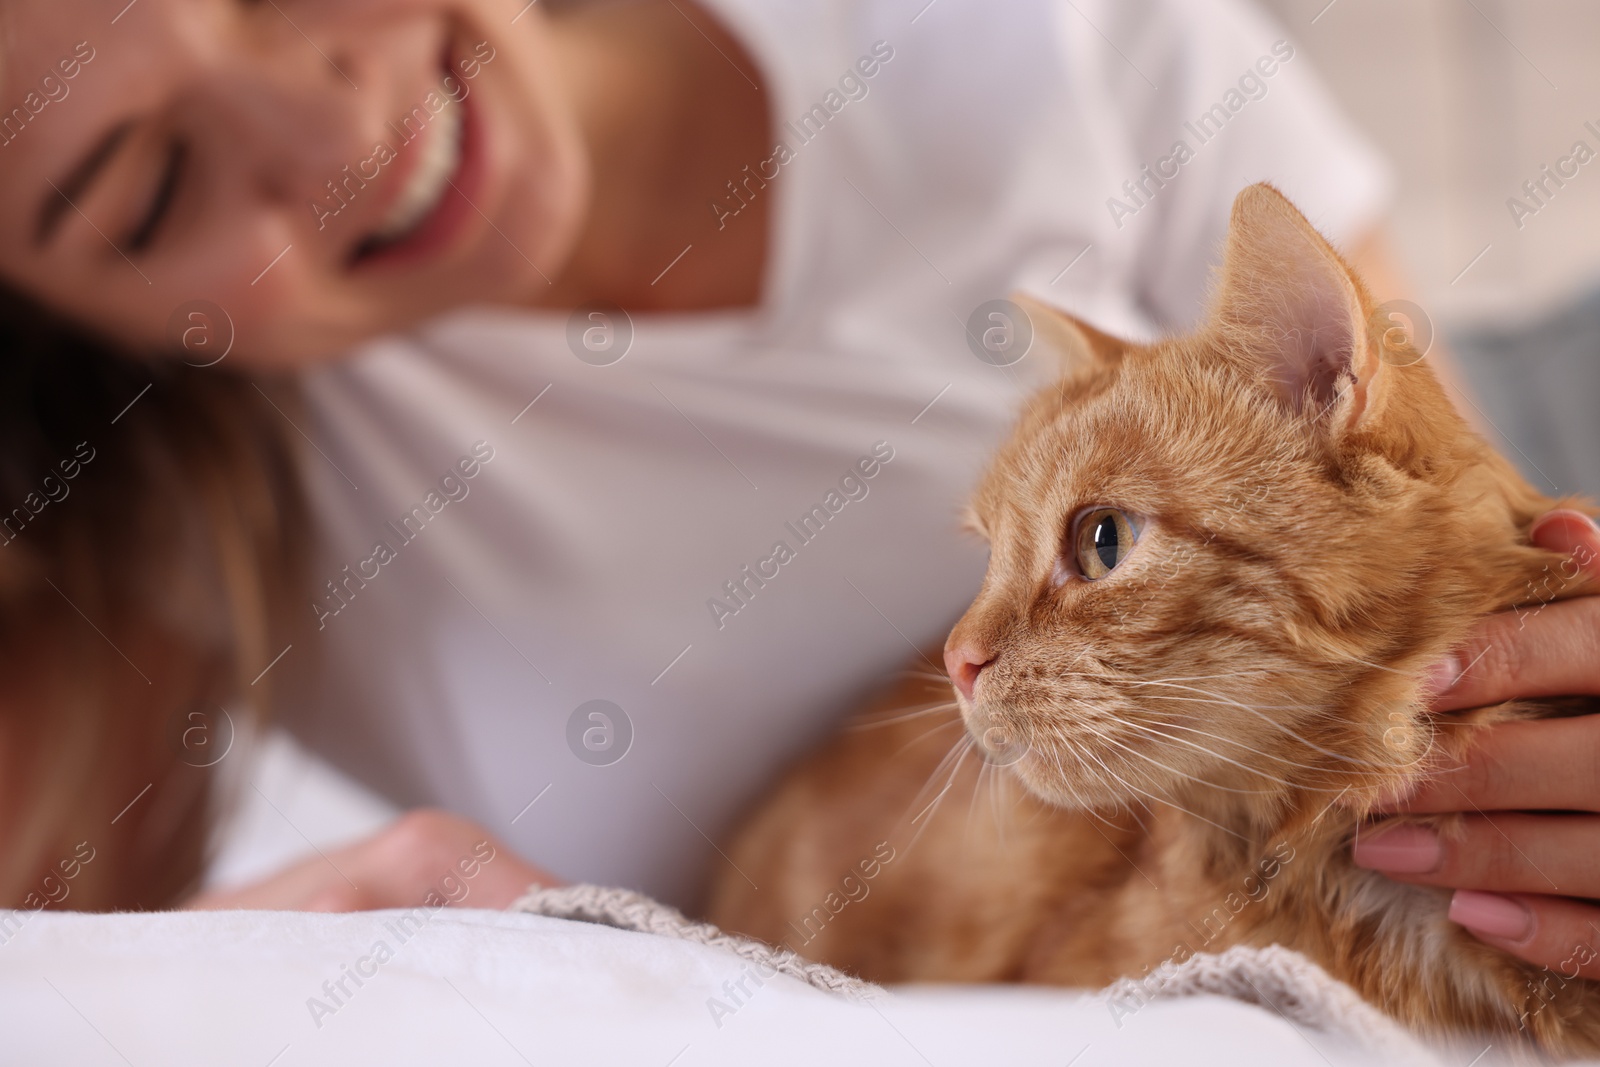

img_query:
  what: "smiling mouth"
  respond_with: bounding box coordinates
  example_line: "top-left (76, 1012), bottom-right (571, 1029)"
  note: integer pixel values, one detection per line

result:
top-left (352, 44), bottom-right (474, 265)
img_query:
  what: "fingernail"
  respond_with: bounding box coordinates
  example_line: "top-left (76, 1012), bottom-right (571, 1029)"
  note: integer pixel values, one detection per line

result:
top-left (1352, 823), bottom-right (1442, 873)
top-left (1449, 890), bottom-right (1533, 942)
top-left (1421, 655), bottom-right (1461, 698)
top-left (1531, 509), bottom-right (1600, 540)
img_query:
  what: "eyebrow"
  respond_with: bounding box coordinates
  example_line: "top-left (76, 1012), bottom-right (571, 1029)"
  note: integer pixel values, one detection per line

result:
top-left (35, 120), bottom-right (134, 247)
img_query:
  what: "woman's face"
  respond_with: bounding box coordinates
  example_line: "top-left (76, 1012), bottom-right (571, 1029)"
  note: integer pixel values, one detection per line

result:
top-left (0, 0), bottom-right (589, 366)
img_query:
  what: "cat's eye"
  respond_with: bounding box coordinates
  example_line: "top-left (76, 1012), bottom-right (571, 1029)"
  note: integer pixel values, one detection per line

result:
top-left (1073, 508), bottom-right (1136, 580)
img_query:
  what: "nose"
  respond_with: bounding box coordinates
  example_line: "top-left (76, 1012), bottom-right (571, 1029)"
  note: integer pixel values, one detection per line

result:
top-left (944, 641), bottom-right (995, 701)
top-left (199, 10), bottom-right (428, 202)
top-left (193, 64), bottom-right (365, 210)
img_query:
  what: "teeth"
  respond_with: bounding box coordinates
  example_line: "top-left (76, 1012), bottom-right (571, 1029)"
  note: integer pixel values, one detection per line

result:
top-left (372, 86), bottom-right (463, 244)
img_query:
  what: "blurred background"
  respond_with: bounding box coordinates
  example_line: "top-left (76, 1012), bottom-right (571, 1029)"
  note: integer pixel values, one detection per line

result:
top-left (210, 0), bottom-right (1600, 888)
top-left (1259, 0), bottom-right (1600, 501)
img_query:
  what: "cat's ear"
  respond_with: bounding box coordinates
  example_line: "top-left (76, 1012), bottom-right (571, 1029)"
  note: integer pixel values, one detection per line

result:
top-left (1214, 183), bottom-right (1383, 430)
top-left (1010, 293), bottom-right (1127, 378)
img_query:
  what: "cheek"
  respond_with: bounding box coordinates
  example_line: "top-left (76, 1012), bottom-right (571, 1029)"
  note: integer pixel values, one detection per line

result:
top-left (203, 246), bottom-right (363, 367)
top-left (13, 177), bottom-right (342, 366)
top-left (94, 230), bottom-right (350, 367)
top-left (474, 26), bottom-right (590, 275)
top-left (148, 173), bottom-right (410, 367)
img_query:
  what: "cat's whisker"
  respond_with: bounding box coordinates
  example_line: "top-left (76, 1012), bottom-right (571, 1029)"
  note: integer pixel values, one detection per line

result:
top-left (908, 731), bottom-right (977, 819)
top-left (848, 700), bottom-right (962, 731)
top-left (1113, 717), bottom-right (1312, 786)
top-left (989, 760), bottom-right (1015, 847)
top-left (915, 726), bottom-right (972, 793)
top-left (1055, 733), bottom-right (1148, 828)
top-left (1084, 753), bottom-right (1250, 843)
top-left (1058, 666), bottom-right (1328, 688)
top-left (1124, 691), bottom-right (1319, 714)
top-left (1053, 734), bottom-right (1101, 795)
top-left (1054, 663), bottom-right (1322, 691)
top-left (1112, 716), bottom-right (1359, 792)
top-left (1075, 721), bottom-right (1279, 796)
top-left (890, 715), bottom-right (967, 760)
top-left (1118, 712), bottom-right (1333, 769)
top-left (1134, 691), bottom-right (1418, 773)
top-left (1126, 667), bottom-right (1326, 683)
top-left (1342, 655), bottom-right (1414, 678)
top-left (1092, 676), bottom-right (1442, 776)
top-left (896, 668), bottom-right (956, 686)
top-left (1118, 686), bottom-right (1322, 714)
top-left (898, 729), bottom-right (980, 853)
top-left (1103, 678), bottom-right (1384, 768)
top-left (1065, 736), bottom-right (1187, 812)
top-left (1147, 692), bottom-right (1438, 775)
top-left (905, 736), bottom-right (978, 855)
top-left (965, 752), bottom-right (988, 834)
top-left (1043, 742), bottom-right (1094, 811)
top-left (1058, 669), bottom-right (1331, 719)
top-left (1036, 694), bottom-right (1376, 799)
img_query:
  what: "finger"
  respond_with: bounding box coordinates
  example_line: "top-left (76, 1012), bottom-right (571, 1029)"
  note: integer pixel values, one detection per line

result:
top-left (1448, 890), bottom-right (1600, 979)
top-left (1428, 510), bottom-right (1600, 713)
top-left (1353, 814), bottom-right (1600, 897)
top-left (184, 854), bottom-right (365, 911)
top-left (1380, 716), bottom-right (1600, 813)
top-left (303, 882), bottom-right (372, 912)
top-left (465, 846), bottom-right (561, 908)
top-left (1429, 599), bottom-right (1600, 712)
top-left (360, 810), bottom-right (556, 908)
top-left (184, 812), bottom-right (559, 912)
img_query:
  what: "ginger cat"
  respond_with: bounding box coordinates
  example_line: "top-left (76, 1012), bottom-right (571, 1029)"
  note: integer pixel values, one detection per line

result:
top-left (709, 184), bottom-right (1600, 1056)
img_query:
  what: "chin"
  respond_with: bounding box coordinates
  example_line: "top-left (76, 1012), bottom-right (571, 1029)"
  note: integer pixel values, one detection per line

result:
top-left (495, 148), bottom-right (592, 294)
top-left (995, 729), bottom-right (1164, 816)
top-left (1005, 758), bottom-right (1121, 813)
top-left (374, 119), bottom-right (588, 319)
top-left (481, 14), bottom-right (593, 298)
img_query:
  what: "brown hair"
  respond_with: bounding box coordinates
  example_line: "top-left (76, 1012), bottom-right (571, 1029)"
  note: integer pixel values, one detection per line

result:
top-left (0, 286), bottom-right (307, 911)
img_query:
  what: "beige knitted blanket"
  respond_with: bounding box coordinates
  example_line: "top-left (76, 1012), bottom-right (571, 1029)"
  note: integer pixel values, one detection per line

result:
top-left (509, 883), bottom-right (1444, 1063)
top-left (510, 883), bottom-right (878, 999)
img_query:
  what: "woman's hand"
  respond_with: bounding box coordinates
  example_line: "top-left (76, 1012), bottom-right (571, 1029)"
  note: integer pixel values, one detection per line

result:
top-left (1353, 509), bottom-right (1600, 977)
top-left (186, 808), bottom-right (559, 912)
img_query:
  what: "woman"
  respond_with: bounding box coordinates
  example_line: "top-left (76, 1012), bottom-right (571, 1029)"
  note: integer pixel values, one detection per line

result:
top-left (3, 0), bottom-right (1598, 977)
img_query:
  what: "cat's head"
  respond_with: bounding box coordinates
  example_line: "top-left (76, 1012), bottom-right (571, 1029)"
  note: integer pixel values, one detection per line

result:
top-left (947, 183), bottom-right (1555, 826)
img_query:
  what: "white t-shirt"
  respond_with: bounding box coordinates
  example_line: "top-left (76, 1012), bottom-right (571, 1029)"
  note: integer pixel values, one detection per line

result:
top-left (279, 0), bottom-right (1391, 907)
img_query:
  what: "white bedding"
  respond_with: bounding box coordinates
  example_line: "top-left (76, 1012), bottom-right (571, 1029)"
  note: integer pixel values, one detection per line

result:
top-left (0, 731), bottom-right (1536, 1066)
top-left (0, 906), bottom-right (1479, 1067)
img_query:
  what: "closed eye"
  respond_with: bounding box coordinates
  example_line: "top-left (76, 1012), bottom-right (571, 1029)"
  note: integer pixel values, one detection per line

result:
top-left (124, 140), bottom-right (187, 253)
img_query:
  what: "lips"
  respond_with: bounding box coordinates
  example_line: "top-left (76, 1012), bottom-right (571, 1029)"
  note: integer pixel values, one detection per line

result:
top-left (368, 84), bottom-right (464, 246)
top-left (350, 41), bottom-right (486, 270)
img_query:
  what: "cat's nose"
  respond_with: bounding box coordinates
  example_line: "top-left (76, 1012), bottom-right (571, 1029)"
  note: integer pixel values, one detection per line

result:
top-left (944, 642), bottom-right (995, 701)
